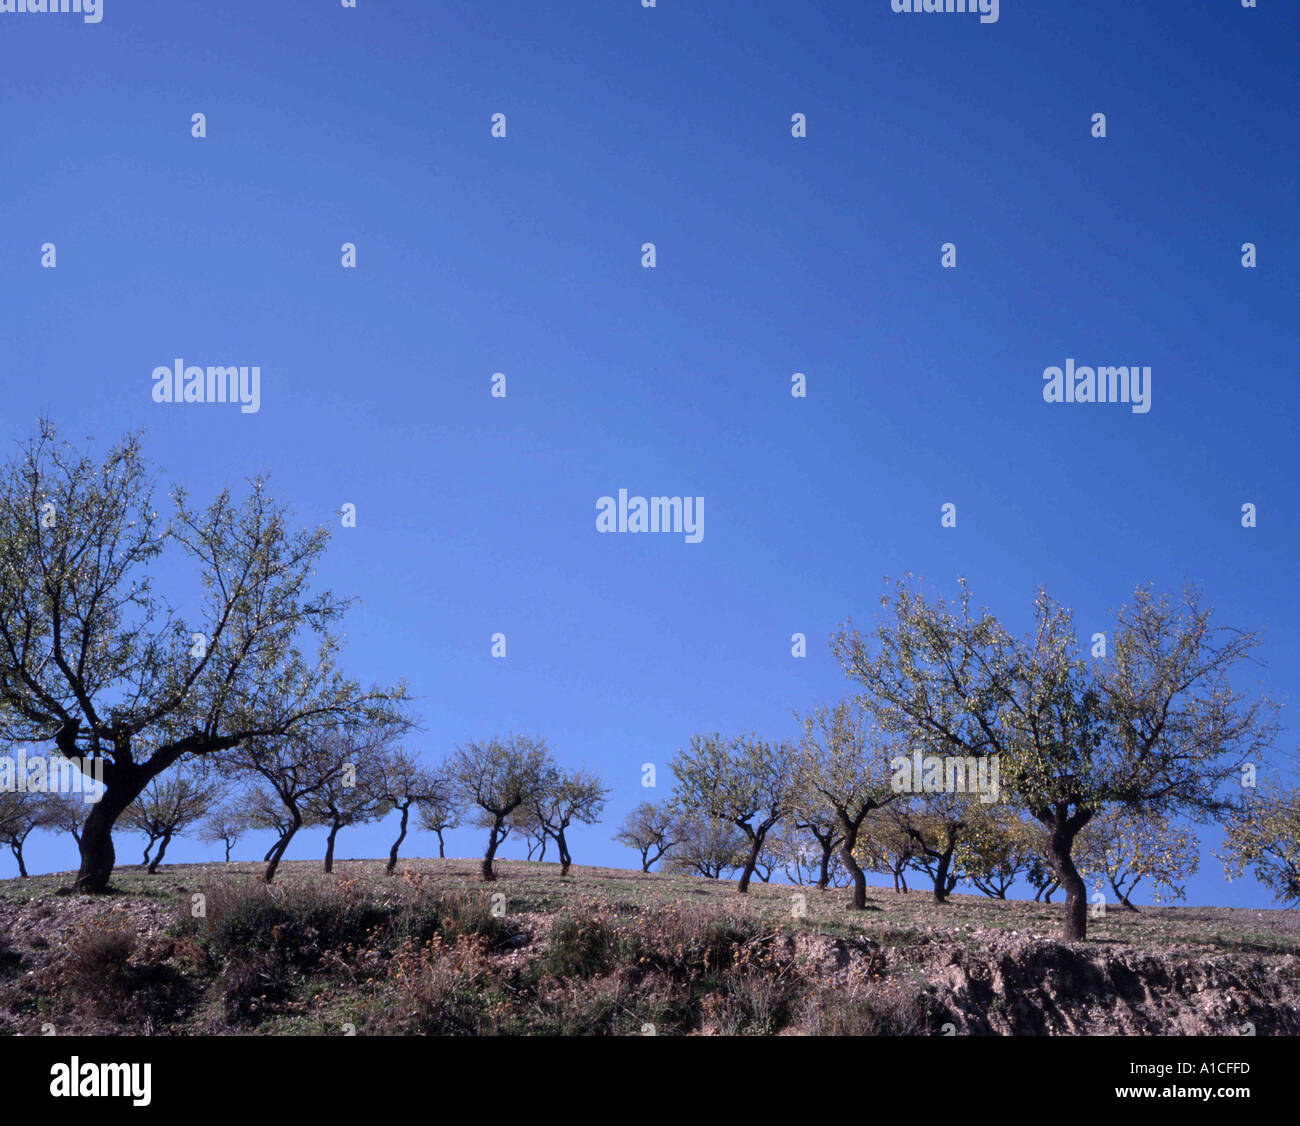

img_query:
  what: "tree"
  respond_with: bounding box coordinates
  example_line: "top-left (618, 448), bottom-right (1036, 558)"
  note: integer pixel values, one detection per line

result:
top-left (242, 784), bottom-right (296, 864)
top-left (302, 760), bottom-right (388, 874)
top-left (1218, 782), bottom-right (1300, 906)
top-left (1076, 808), bottom-right (1199, 909)
top-left (373, 749), bottom-right (447, 874)
top-left (450, 735), bottom-right (551, 881)
top-left (884, 786), bottom-right (1004, 904)
top-left (415, 788), bottom-right (462, 860)
top-left (509, 803), bottom-right (550, 861)
top-left (234, 724), bottom-right (390, 882)
top-left (785, 781), bottom-right (847, 891)
top-left (613, 801), bottom-right (678, 872)
top-left (527, 766), bottom-right (609, 876)
top-left (121, 768), bottom-right (223, 874)
top-left (198, 801), bottom-right (247, 862)
top-left (765, 828), bottom-right (848, 887)
top-left (834, 577), bottom-right (1278, 940)
top-left (957, 807), bottom-right (1036, 899)
top-left (858, 813), bottom-right (920, 894)
top-left (0, 423), bottom-right (409, 892)
top-left (794, 701), bottom-right (898, 909)
top-left (48, 790), bottom-right (91, 849)
top-left (671, 733), bottom-right (795, 893)
top-left (0, 790), bottom-right (61, 877)
top-left (667, 813), bottom-right (746, 879)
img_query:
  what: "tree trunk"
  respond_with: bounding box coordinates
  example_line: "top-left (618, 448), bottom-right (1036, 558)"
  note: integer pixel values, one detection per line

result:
top-left (75, 782), bottom-right (137, 893)
top-left (10, 844), bottom-right (28, 879)
top-left (557, 828), bottom-right (571, 877)
top-left (224, 840), bottom-right (232, 862)
top-left (73, 747), bottom-right (190, 894)
top-left (817, 846), bottom-right (831, 890)
top-left (1046, 819), bottom-right (1088, 941)
top-left (386, 803), bottom-right (410, 875)
top-left (264, 813), bottom-right (303, 883)
top-left (324, 823), bottom-right (340, 874)
top-left (1110, 877), bottom-right (1139, 911)
top-left (481, 821), bottom-right (503, 881)
top-left (737, 830), bottom-right (764, 894)
top-left (436, 829), bottom-right (445, 859)
top-left (148, 831), bottom-right (173, 874)
top-left (840, 826), bottom-right (868, 910)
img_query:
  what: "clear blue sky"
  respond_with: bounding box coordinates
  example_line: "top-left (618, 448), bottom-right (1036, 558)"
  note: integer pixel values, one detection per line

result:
top-left (2, 1), bottom-right (1296, 906)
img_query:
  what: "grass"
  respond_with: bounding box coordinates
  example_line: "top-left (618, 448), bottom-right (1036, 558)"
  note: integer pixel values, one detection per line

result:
top-left (1, 856), bottom-right (1297, 1035)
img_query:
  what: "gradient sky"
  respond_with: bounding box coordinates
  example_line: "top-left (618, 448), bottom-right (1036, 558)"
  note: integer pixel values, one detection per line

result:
top-left (2, 0), bottom-right (1297, 906)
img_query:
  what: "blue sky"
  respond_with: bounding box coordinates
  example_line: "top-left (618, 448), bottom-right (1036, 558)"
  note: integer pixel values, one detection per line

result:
top-left (1, 0), bottom-right (1297, 906)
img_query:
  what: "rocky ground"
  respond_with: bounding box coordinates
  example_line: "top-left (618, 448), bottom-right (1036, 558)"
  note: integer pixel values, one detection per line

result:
top-left (2, 858), bottom-right (1296, 1035)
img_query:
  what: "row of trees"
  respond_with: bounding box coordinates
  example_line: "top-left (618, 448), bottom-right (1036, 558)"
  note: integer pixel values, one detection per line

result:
top-left (0, 424), bottom-right (620, 894)
top-left (614, 795), bottom-right (1204, 910)
top-left (609, 578), bottom-right (1287, 941)
top-left (0, 424), bottom-right (1291, 943)
top-left (1, 732), bottom-right (609, 885)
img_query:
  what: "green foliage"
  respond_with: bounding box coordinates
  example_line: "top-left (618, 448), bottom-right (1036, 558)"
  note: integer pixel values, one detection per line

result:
top-left (0, 420), bottom-right (410, 891)
top-left (1218, 782), bottom-right (1300, 906)
top-left (671, 733), bottom-right (794, 841)
top-left (1077, 807), bottom-right (1200, 905)
top-left (833, 576), bottom-right (1280, 937)
top-left (612, 801), bottom-right (678, 871)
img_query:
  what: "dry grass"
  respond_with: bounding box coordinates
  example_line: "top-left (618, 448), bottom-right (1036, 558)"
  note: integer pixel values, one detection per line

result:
top-left (0, 857), bottom-right (1296, 1035)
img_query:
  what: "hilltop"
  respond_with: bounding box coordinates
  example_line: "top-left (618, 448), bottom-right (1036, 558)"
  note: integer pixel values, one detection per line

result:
top-left (1, 858), bottom-right (1297, 1036)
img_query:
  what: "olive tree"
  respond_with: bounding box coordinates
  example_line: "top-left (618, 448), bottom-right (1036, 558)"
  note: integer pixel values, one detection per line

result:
top-left (373, 749), bottom-right (447, 874)
top-left (1218, 782), bottom-right (1300, 906)
top-left (450, 735), bottom-right (551, 881)
top-left (0, 790), bottom-right (61, 878)
top-left (527, 766), bottom-right (609, 876)
top-left (198, 800), bottom-right (247, 862)
top-left (0, 423), bottom-right (409, 892)
top-left (415, 787), bottom-right (462, 860)
top-left (834, 577), bottom-right (1278, 940)
top-left (122, 767), bottom-right (223, 873)
top-left (670, 733), bottom-right (795, 894)
top-left (613, 801), bottom-right (678, 872)
top-left (794, 701), bottom-right (899, 909)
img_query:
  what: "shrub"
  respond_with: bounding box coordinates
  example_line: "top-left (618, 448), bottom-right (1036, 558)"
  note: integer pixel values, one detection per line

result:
top-left (61, 916), bottom-right (135, 995)
top-left (223, 950), bottom-right (293, 1027)
top-left (0, 926), bottom-right (21, 978)
top-left (798, 985), bottom-right (934, 1035)
top-left (185, 876), bottom-right (508, 966)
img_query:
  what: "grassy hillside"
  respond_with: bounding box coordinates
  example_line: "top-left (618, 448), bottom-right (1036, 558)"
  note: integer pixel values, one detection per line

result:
top-left (2, 858), bottom-right (1297, 1036)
